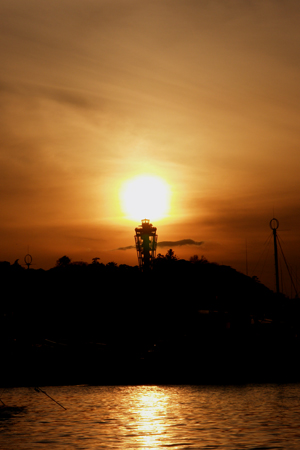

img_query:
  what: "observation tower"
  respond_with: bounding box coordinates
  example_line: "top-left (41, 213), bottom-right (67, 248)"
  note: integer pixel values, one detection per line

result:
top-left (134, 219), bottom-right (157, 271)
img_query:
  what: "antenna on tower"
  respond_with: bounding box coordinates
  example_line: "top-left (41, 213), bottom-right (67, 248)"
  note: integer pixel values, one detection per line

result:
top-left (270, 218), bottom-right (280, 294)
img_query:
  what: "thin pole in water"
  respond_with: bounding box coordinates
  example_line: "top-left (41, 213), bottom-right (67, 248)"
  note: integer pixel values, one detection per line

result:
top-left (34, 387), bottom-right (67, 410)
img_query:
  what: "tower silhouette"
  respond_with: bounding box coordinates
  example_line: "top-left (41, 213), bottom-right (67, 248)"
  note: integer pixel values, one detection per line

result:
top-left (134, 219), bottom-right (157, 271)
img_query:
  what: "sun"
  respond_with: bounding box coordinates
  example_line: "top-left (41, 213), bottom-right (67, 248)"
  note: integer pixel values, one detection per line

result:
top-left (120, 175), bottom-right (171, 222)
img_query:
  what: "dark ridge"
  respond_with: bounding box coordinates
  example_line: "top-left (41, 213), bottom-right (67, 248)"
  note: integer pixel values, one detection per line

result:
top-left (1, 256), bottom-right (299, 387)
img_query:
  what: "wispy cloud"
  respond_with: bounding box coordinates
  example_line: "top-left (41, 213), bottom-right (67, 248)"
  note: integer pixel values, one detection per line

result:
top-left (117, 245), bottom-right (135, 251)
top-left (158, 239), bottom-right (203, 248)
top-left (117, 239), bottom-right (203, 251)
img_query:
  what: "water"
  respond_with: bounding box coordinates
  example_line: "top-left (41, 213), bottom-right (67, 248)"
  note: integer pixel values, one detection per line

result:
top-left (1, 384), bottom-right (300, 449)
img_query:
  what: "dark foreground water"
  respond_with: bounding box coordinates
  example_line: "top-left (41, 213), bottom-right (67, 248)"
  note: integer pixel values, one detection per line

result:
top-left (1, 384), bottom-right (300, 449)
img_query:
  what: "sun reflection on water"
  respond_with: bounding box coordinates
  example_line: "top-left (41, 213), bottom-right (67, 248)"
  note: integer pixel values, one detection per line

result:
top-left (125, 386), bottom-right (170, 449)
top-left (3, 385), bottom-right (300, 450)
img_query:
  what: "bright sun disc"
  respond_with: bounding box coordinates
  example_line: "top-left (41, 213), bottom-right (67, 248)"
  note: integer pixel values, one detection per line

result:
top-left (120, 175), bottom-right (171, 222)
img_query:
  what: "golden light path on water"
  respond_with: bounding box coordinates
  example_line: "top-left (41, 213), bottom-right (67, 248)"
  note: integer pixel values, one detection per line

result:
top-left (120, 175), bottom-right (171, 222)
top-left (127, 387), bottom-right (169, 448)
top-left (2, 384), bottom-right (300, 449)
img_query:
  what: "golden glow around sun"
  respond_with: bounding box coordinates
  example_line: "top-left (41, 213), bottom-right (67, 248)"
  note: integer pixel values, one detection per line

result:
top-left (120, 175), bottom-right (171, 222)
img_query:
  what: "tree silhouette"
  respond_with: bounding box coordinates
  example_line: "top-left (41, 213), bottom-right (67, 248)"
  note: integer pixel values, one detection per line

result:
top-left (92, 257), bottom-right (101, 265)
top-left (190, 255), bottom-right (207, 264)
top-left (56, 255), bottom-right (71, 267)
top-left (71, 261), bottom-right (88, 266)
top-left (106, 261), bottom-right (118, 268)
top-left (165, 249), bottom-right (177, 260)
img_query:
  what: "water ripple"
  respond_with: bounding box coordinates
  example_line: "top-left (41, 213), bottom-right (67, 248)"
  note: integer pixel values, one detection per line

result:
top-left (1, 384), bottom-right (300, 449)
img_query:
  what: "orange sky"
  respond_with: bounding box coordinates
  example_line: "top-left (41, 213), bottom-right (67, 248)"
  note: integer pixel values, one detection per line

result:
top-left (1, 0), bottom-right (300, 294)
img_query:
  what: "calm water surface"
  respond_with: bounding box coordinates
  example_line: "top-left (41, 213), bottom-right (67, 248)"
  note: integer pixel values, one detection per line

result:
top-left (1, 384), bottom-right (300, 449)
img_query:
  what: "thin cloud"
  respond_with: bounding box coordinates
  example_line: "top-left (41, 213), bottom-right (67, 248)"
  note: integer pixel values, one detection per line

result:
top-left (158, 239), bottom-right (203, 248)
top-left (117, 245), bottom-right (135, 251)
top-left (117, 239), bottom-right (203, 251)
top-left (43, 87), bottom-right (95, 109)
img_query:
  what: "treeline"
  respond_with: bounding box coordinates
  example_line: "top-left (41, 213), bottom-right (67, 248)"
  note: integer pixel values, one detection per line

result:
top-left (1, 251), bottom-right (300, 385)
top-left (0, 250), bottom-right (281, 341)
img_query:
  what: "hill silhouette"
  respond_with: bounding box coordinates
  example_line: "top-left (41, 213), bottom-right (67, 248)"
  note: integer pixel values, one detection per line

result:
top-left (1, 252), bottom-right (299, 386)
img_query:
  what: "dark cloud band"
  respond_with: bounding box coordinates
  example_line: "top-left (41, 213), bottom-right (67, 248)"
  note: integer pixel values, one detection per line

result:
top-left (117, 239), bottom-right (203, 251)
top-left (158, 239), bottom-right (203, 248)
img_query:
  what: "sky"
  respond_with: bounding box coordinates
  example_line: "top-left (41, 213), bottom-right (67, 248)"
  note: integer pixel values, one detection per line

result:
top-left (1, 0), bottom-right (300, 294)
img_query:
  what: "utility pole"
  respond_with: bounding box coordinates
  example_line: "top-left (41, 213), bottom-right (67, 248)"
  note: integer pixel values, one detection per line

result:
top-left (270, 218), bottom-right (280, 294)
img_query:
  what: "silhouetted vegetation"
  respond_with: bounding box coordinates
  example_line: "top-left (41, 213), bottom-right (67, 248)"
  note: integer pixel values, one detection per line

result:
top-left (1, 251), bottom-right (300, 386)
top-left (55, 255), bottom-right (71, 267)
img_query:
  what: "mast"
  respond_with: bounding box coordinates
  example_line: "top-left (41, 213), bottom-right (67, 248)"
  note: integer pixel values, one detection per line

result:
top-left (270, 218), bottom-right (280, 294)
